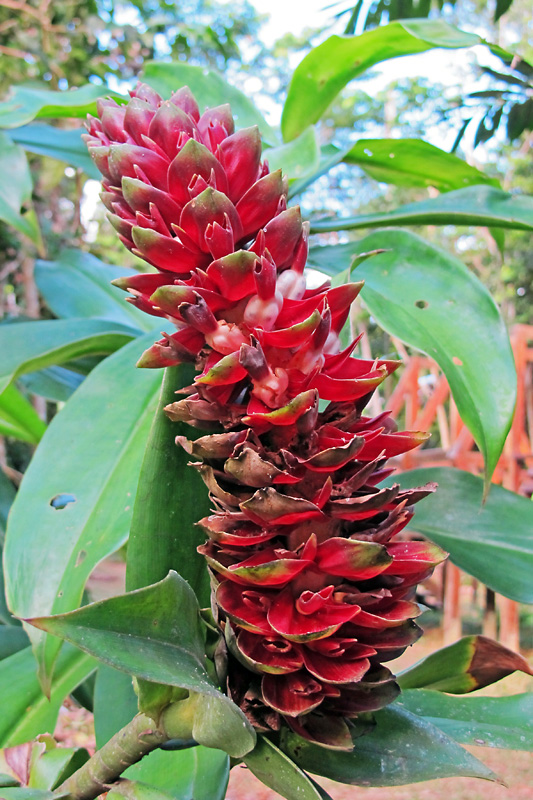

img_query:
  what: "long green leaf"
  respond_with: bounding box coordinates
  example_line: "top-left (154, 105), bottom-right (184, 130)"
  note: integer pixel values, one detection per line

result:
top-left (0, 84), bottom-right (124, 129)
top-left (398, 690), bottom-right (533, 750)
top-left (0, 384), bottom-right (47, 444)
top-left (344, 138), bottom-right (499, 192)
top-left (244, 736), bottom-right (331, 800)
top-left (280, 706), bottom-right (497, 785)
top-left (310, 185), bottom-right (533, 233)
top-left (142, 62), bottom-right (278, 145)
top-left (4, 332), bottom-right (162, 692)
top-left (391, 468), bottom-right (533, 602)
top-left (265, 127), bottom-right (321, 184)
top-left (126, 366), bottom-right (211, 603)
top-left (0, 644), bottom-right (95, 747)
top-left (0, 132), bottom-right (41, 246)
top-left (35, 251), bottom-right (152, 331)
top-left (309, 231), bottom-right (516, 484)
top-left (94, 667), bottom-right (230, 800)
top-left (0, 318), bottom-right (136, 396)
top-left (282, 20), bottom-right (480, 141)
top-left (28, 573), bottom-right (214, 695)
top-left (29, 573), bottom-right (256, 757)
top-left (10, 126), bottom-right (99, 178)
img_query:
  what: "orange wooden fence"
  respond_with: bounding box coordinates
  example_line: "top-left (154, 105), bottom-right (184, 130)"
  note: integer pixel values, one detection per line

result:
top-left (378, 324), bottom-right (533, 650)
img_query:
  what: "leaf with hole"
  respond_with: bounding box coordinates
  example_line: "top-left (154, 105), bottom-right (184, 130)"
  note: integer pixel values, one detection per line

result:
top-left (344, 139), bottom-right (498, 192)
top-left (308, 231), bottom-right (516, 485)
top-left (4, 333), bottom-right (162, 692)
top-left (282, 20), bottom-right (481, 141)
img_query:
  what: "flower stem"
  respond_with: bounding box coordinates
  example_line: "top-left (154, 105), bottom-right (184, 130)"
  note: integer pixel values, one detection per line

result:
top-left (57, 712), bottom-right (168, 800)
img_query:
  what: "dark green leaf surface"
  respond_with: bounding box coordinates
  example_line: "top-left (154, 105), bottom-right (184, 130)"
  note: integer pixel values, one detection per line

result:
top-left (28, 572), bottom-right (217, 697)
top-left (398, 690), bottom-right (533, 749)
top-left (244, 736), bottom-right (331, 800)
top-left (126, 366), bottom-right (211, 604)
top-left (192, 693), bottom-right (256, 758)
top-left (344, 139), bottom-right (498, 191)
top-left (0, 469), bottom-right (15, 539)
top-left (0, 131), bottom-right (41, 245)
top-left (0, 644), bottom-right (95, 747)
top-left (391, 468), bottom-right (533, 603)
top-left (0, 318), bottom-right (135, 396)
top-left (0, 384), bottom-right (47, 444)
top-left (310, 186), bottom-right (533, 233)
top-left (108, 782), bottom-right (176, 800)
top-left (280, 706), bottom-right (497, 785)
top-left (35, 251), bottom-right (151, 331)
top-left (309, 231), bottom-right (516, 483)
top-left (0, 84), bottom-right (124, 129)
top-left (29, 745), bottom-right (89, 791)
top-left (142, 62), bottom-right (278, 145)
top-left (10, 126), bottom-right (99, 177)
top-left (398, 636), bottom-right (532, 693)
top-left (4, 333), bottom-right (162, 691)
top-left (94, 665), bottom-right (139, 749)
top-left (282, 20), bottom-right (480, 140)
top-left (0, 790), bottom-right (57, 799)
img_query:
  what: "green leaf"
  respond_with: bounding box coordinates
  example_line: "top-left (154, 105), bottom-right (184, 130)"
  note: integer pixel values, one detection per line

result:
top-left (94, 666), bottom-right (139, 750)
top-left (344, 139), bottom-right (499, 192)
top-left (398, 636), bottom-right (533, 693)
top-left (0, 84), bottom-right (124, 130)
top-left (95, 666), bottom-right (230, 800)
top-left (124, 749), bottom-right (229, 800)
top-left (0, 318), bottom-right (136, 396)
top-left (126, 365), bottom-right (212, 716)
top-left (0, 644), bottom-right (95, 747)
top-left (390, 468), bottom-right (533, 603)
top-left (398, 690), bottom-right (533, 749)
top-left (9, 126), bottom-right (99, 178)
top-left (126, 366), bottom-right (211, 603)
top-left (264, 127), bottom-right (320, 184)
top-left (0, 627), bottom-right (30, 660)
top-left (0, 132), bottom-right (42, 246)
top-left (309, 186), bottom-right (533, 233)
top-left (495, 0), bottom-right (514, 22)
top-left (27, 572), bottom-right (218, 697)
top-left (309, 231), bottom-right (516, 484)
top-left (4, 332), bottom-right (162, 691)
top-left (142, 62), bottom-right (278, 145)
top-left (289, 143), bottom-right (350, 199)
top-left (244, 736), bottom-right (332, 800)
top-left (191, 693), bottom-right (256, 758)
top-left (108, 781), bottom-right (176, 800)
top-left (35, 251), bottom-right (152, 332)
top-left (29, 744), bottom-right (89, 791)
top-left (18, 367), bottom-right (84, 404)
top-left (280, 706), bottom-right (497, 785)
top-left (0, 384), bottom-right (47, 444)
top-left (282, 20), bottom-right (480, 141)
top-left (0, 468), bottom-right (15, 538)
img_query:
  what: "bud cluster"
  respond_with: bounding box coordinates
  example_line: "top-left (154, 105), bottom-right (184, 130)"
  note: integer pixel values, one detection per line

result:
top-left (86, 84), bottom-right (446, 749)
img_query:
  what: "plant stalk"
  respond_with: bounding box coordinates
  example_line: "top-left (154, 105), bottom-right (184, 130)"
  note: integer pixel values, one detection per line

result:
top-left (57, 712), bottom-right (168, 800)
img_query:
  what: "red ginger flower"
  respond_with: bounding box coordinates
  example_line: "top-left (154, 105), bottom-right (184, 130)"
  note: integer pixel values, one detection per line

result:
top-left (86, 83), bottom-right (446, 751)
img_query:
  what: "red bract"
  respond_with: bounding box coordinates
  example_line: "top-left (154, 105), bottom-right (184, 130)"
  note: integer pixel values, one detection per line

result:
top-left (87, 83), bottom-right (447, 751)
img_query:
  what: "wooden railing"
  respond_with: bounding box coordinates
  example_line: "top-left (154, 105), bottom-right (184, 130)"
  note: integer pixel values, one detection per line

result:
top-left (382, 324), bottom-right (533, 650)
